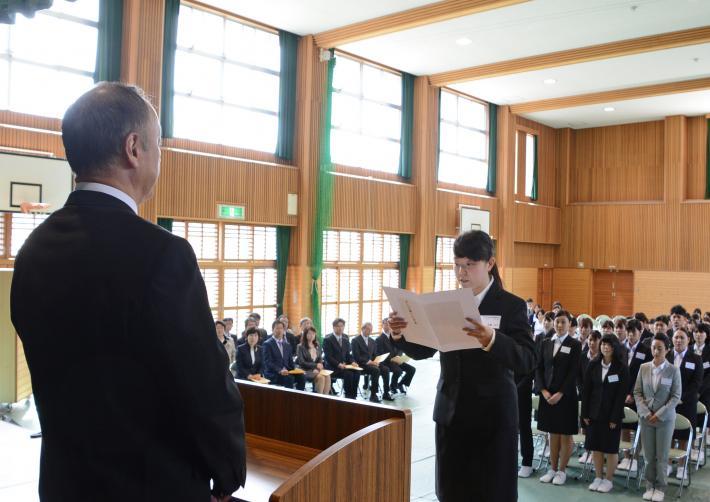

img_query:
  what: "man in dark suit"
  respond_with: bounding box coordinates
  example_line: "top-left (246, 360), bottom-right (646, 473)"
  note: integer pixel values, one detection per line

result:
top-left (322, 318), bottom-right (360, 399)
top-left (389, 231), bottom-right (536, 502)
top-left (352, 322), bottom-right (393, 403)
top-left (262, 319), bottom-right (305, 390)
top-left (10, 83), bottom-right (245, 502)
top-left (377, 318), bottom-right (416, 394)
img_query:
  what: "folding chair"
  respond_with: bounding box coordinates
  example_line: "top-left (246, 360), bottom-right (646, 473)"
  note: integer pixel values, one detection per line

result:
top-left (619, 407), bottom-right (641, 488)
top-left (531, 395), bottom-right (549, 471)
top-left (691, 402), bottom-right (708, 470)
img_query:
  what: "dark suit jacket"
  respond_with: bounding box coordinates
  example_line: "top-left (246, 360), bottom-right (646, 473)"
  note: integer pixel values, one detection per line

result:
top-left (10, 190), bottom-right (246, 501)
top-left (376, 332), bottom-right (402, 362)
top-left (581, 358), bottom-right (629, 423)
top-left (627, 342), bottom-right (653, 395)
top-left (322, 333), bottom-right (355, 370)
top-left (262, 336), bottom-right (295, 379)
top-left (691, 343), bottom-right (710, 400)
top-left (536, 334), bottom-right (582, 396)
top-left (295, 344), bottom-right (324, 370)
top-left (667, 350), bottom-right (704, 418)
top-left (351, 335), bottom-right (378, 366)
top-left (393, 280), bottom-right (536, 426)
top-left (236, 343), bottom-right (263, 379)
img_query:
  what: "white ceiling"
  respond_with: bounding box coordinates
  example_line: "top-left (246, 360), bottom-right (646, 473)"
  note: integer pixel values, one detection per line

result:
top-left (200, 0), bottom-right (439, 35)
top-left (451, 43), bottom-right (710, 104)
top-left (523, 89), bottom-right (710, 128)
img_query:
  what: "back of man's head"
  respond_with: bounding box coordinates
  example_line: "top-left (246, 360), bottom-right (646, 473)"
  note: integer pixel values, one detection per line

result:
top-left (62, 82), bottom-right (155, 178)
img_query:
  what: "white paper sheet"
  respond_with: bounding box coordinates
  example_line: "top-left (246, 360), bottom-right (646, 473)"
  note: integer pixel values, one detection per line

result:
top-left (383, 287), bottom-right (484, 352)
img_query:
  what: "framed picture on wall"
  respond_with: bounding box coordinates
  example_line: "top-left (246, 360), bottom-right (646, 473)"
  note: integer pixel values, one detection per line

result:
top-left (10, 182), bottom-right (43, 208)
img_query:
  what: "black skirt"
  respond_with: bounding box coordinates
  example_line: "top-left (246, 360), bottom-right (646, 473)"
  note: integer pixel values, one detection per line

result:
top-left (538, 392), bottom-right (579, 435)
top-left (584, 420), bottom-right (622, 454)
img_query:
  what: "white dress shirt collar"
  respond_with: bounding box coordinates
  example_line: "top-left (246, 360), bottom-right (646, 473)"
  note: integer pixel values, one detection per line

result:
top-left (474, 276), bottom-right (495, 305)
top-left (551, 333), bottom-right (568, 344)
top-left (695, 344), bottom-right (705, 355)
top-left (652, 360), bottom-right (667, 372)
top-left (674, 348), bottom-right (687, 361)
top-left (75, 182), bottom-right (138, 214)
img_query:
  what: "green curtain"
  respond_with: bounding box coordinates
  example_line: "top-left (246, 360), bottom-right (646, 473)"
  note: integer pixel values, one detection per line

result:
top-left (276, 226), bottom-right (291, 316)
top-left (486, 103), bottom-right (498, 194)
top-left (398, 73), bottom-right (415, 179)
top-left (530, 135), bottom-right (539, 201)
top-left (705, 119), bottom-right (710, 199)
top-left (310, 51), bottom-right (336, 338)
top-left (0, 0), bottom-right (53, 24)
top-left (160, 0), bottom-right (180, 138)
top-left (93, 0), bottom-right (122, 83)
top-left (275, 30), bottom-right (299, 161)
top-left (399, 234), bottom-right (410, 290)
top-left (157, 218), bottom-right (173, 232)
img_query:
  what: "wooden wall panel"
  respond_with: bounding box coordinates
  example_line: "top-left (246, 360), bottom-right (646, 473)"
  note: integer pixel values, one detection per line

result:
top-left (514, 243), bottom-right (556, 268)
top-left (552, 268), bottom-right (593, 315)
top-left (679, 202), bottom-right (710, 271)
top-left (514, 202), bottom-right (560, 244)
top-left (685, 116), bottom-right (707, 200)
top-left (515, 116), bottom-right (558, 207)
top-left (506, 267), bottom-right (538, 303)
top-left (569, 121), bottom-right (664, 202)
top-left (634, 271), bottom-right (710, 316)
top-left (156, 149), bottom-right (299, 225)
top-left (434, 191), bottom-right (498, 237)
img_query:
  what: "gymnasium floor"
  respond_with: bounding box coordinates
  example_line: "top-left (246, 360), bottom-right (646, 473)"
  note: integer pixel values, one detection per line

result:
top-left (2, 357), bottom-right (709, 501)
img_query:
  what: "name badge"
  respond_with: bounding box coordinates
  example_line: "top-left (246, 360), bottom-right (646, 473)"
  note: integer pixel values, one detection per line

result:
top-left (685, 362), bottom-right (696, 370)
top-left (661, 377), bottom-right (673, 386)
top-left (635, 352), bottom-right (647, 360)
top-left (704, 362), bottom-right (710, 370)
top-left (481, 315), bottom-right (502, 329)
top-left (559, 345), bottom-right (571, 354)
top-left (608, 374), bottom-right (619, 383)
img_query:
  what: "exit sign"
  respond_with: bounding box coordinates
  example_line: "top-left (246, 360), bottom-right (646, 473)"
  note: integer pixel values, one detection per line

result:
top-left (217, 204), bottom-right (245, 220)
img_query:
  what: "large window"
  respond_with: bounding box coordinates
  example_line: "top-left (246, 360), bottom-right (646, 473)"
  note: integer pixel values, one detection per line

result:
top-left (0, 0), bottom-right (98, 118)
top-left (173, 3), bottom-right (280, 152)
top-left (514, 131), bottom-right (537, 198)
top-left (438, 89), bottom-right (488, 189)
top-left (330, 55), bottom-right (402, 174)
top-left (171, 221), bottom-right (277, 330)
top-left (321, 230), bottom-right (400, 335)
top-left (0, 213), bottom-right (49, 260)
top-left (434, 236), bottom-right (458, 292)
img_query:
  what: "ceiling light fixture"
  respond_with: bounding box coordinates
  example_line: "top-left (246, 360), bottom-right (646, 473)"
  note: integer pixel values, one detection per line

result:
top-left (603, 106), bottom-right (615, 112)
top-left (456, 37), bottom-right (472, 46)
top-left (543, 78), bottom-right (557, 85)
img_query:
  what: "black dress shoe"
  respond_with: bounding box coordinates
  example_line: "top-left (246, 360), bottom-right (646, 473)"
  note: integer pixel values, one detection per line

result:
top-left (369, 396), bottom-right (381, 403)
top-left (398, 384), bottom-right (407, 395)
top-left (382, 393), bottom-right (394, 401)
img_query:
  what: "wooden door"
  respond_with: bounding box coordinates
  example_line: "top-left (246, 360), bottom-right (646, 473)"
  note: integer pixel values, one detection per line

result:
top-left (537, 268), bottom-right (553, 311)
top-left (593, 270), bottom-right (634, 317)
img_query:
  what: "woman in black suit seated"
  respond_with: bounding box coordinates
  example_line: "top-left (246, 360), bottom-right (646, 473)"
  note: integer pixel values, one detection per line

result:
top-left (235, 328), bottom-right (263, 381)
top-left (296, 326), bottom-right (331, 395)
top-left (536, 310), bottom-right (582, 486)
top-left (581, 334), bottom-right (629, 493)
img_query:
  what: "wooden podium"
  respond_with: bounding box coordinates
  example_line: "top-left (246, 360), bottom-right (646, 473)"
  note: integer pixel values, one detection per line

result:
top-left (234, 381), bottom-right (412, 502)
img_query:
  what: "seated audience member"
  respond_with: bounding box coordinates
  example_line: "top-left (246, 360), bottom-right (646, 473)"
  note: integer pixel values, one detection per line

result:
top-left (278, 314), bottom-right (299, 354)
top-left (298, 317), bottom-right (313, 346)
top-left (634, 312), bottom-right (654, 344)
top-left (619, 319), bottom-right (653, 473)
top-left (377, 318), bottom-right (416, 394)
top-left (262, 319), bottom-right (305, 390)
top-left (237, 317), bottom-right (259, 345)
top-left (248, 312), bottom-right (269, 341)
top-left (691, 323), bottom-right (710, 411)
top-left (352, 322), bottom-right (393, 403)
top-left (667, 328), bottom-right (703, 482)
top-left (533, 310), bottom-right (546, 337)
top-left (296, 326), bottom-right (331, 395)
top-left (216, 320), bottom-right (236, 367)
top-left (601, 320), bottom-right (614, 337)
top-left (223, 317), bottom-right (236, 345)
top-left (581, 334), bottom-right (629, 493)
top-left (634, 334), bottom-right (681, 502)
top-left (536, 311), bottom-right (581, 486)
top-left (235, 328), bottom-right (263, 381)
top-left (578, 317), bottom-right (594, 353)
top-left (323, 318), bottom-right (360, 399)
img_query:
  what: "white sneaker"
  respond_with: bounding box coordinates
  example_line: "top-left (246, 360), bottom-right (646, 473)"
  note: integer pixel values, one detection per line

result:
top-left (518, 465), bottom-right (534, 478)
top-left (597, 479), bottom-right (613, 493)
top-left (666, 465), bottom-right (672, 477)
top-left (651, 490), bottom-right (665, 502)
top-left (543, 445), bottom-right (550, 457)
top-left (629, 459), bottom-right (638, 475)
top-left (642, 489), bottom-right (655, 501)
top-left (552, 470), bottom-right (567, 485)
top-left (539, 469), bottom-right (556, 483)
top-left (618, 458), bottom-right (630, 470)
top-left (588, 477), bottom-right (603, 491)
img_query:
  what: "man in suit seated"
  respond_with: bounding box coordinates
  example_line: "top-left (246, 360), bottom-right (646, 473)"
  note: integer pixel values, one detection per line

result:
top-left (249, 311), bottom-right (269, 341)
top-left (235, 328), bottom-right (263, 381)
top-left (377, 318), bottom-right (416, 394)
top-left (262, 319), bottom-right (305, 390)
top-left (323, 318), bottom-right (360, 399)
top-left (352, 322), bottom-right (393, 403)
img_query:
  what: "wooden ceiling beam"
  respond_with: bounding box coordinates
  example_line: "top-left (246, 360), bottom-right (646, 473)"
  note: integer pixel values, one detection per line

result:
top-left (429, 25), bottom-right (710, 86)
top-left (314, 0), bottom-right (529, 48)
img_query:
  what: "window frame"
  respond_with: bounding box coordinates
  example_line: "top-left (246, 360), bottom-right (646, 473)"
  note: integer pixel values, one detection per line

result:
top-left (434, 236), bottom-right (459, 292)
top-left (514, 128), bottom-right (538, 202)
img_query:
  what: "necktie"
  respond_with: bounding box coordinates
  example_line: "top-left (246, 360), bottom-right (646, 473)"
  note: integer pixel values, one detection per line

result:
top-left (277, 339), bottom-right (284, 358)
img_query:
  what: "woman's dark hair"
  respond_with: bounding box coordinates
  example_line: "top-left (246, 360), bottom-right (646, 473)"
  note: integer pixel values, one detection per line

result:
top-left (696, 323), bottom-right (710, 339)
top-left (588, 330), bottom-right (602, 341)
top-left (626, 318), bottom-right (642, 333)
top-left (599, 334), bottom-right (625, 365)
top-left (652, 333), bottom-right (670, 348)
top-left (300, 326), bottom-right (319, 347)
top-left (543, 312), bottom-right (555, 322)
top-left (554, 310), bottom-right (571, 321)
top-left (634, 312), bottom-right (649, 324)
top-left (62, 82), bottom-right (155, 177)
top-left (579, 317), bottom-right (594, 329)
top-left (601, 320), bottom-right (614, 329)
top-left (215, 320), bottom-right (226, 328)
top-left (453, 230), bottom-right (502, 287)
top-left (670, 304), bottom-right (687, 316)
top-left (245, 327), bottom-right (259, 337)
top-left (614, 318), bottom-right (627, 329)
